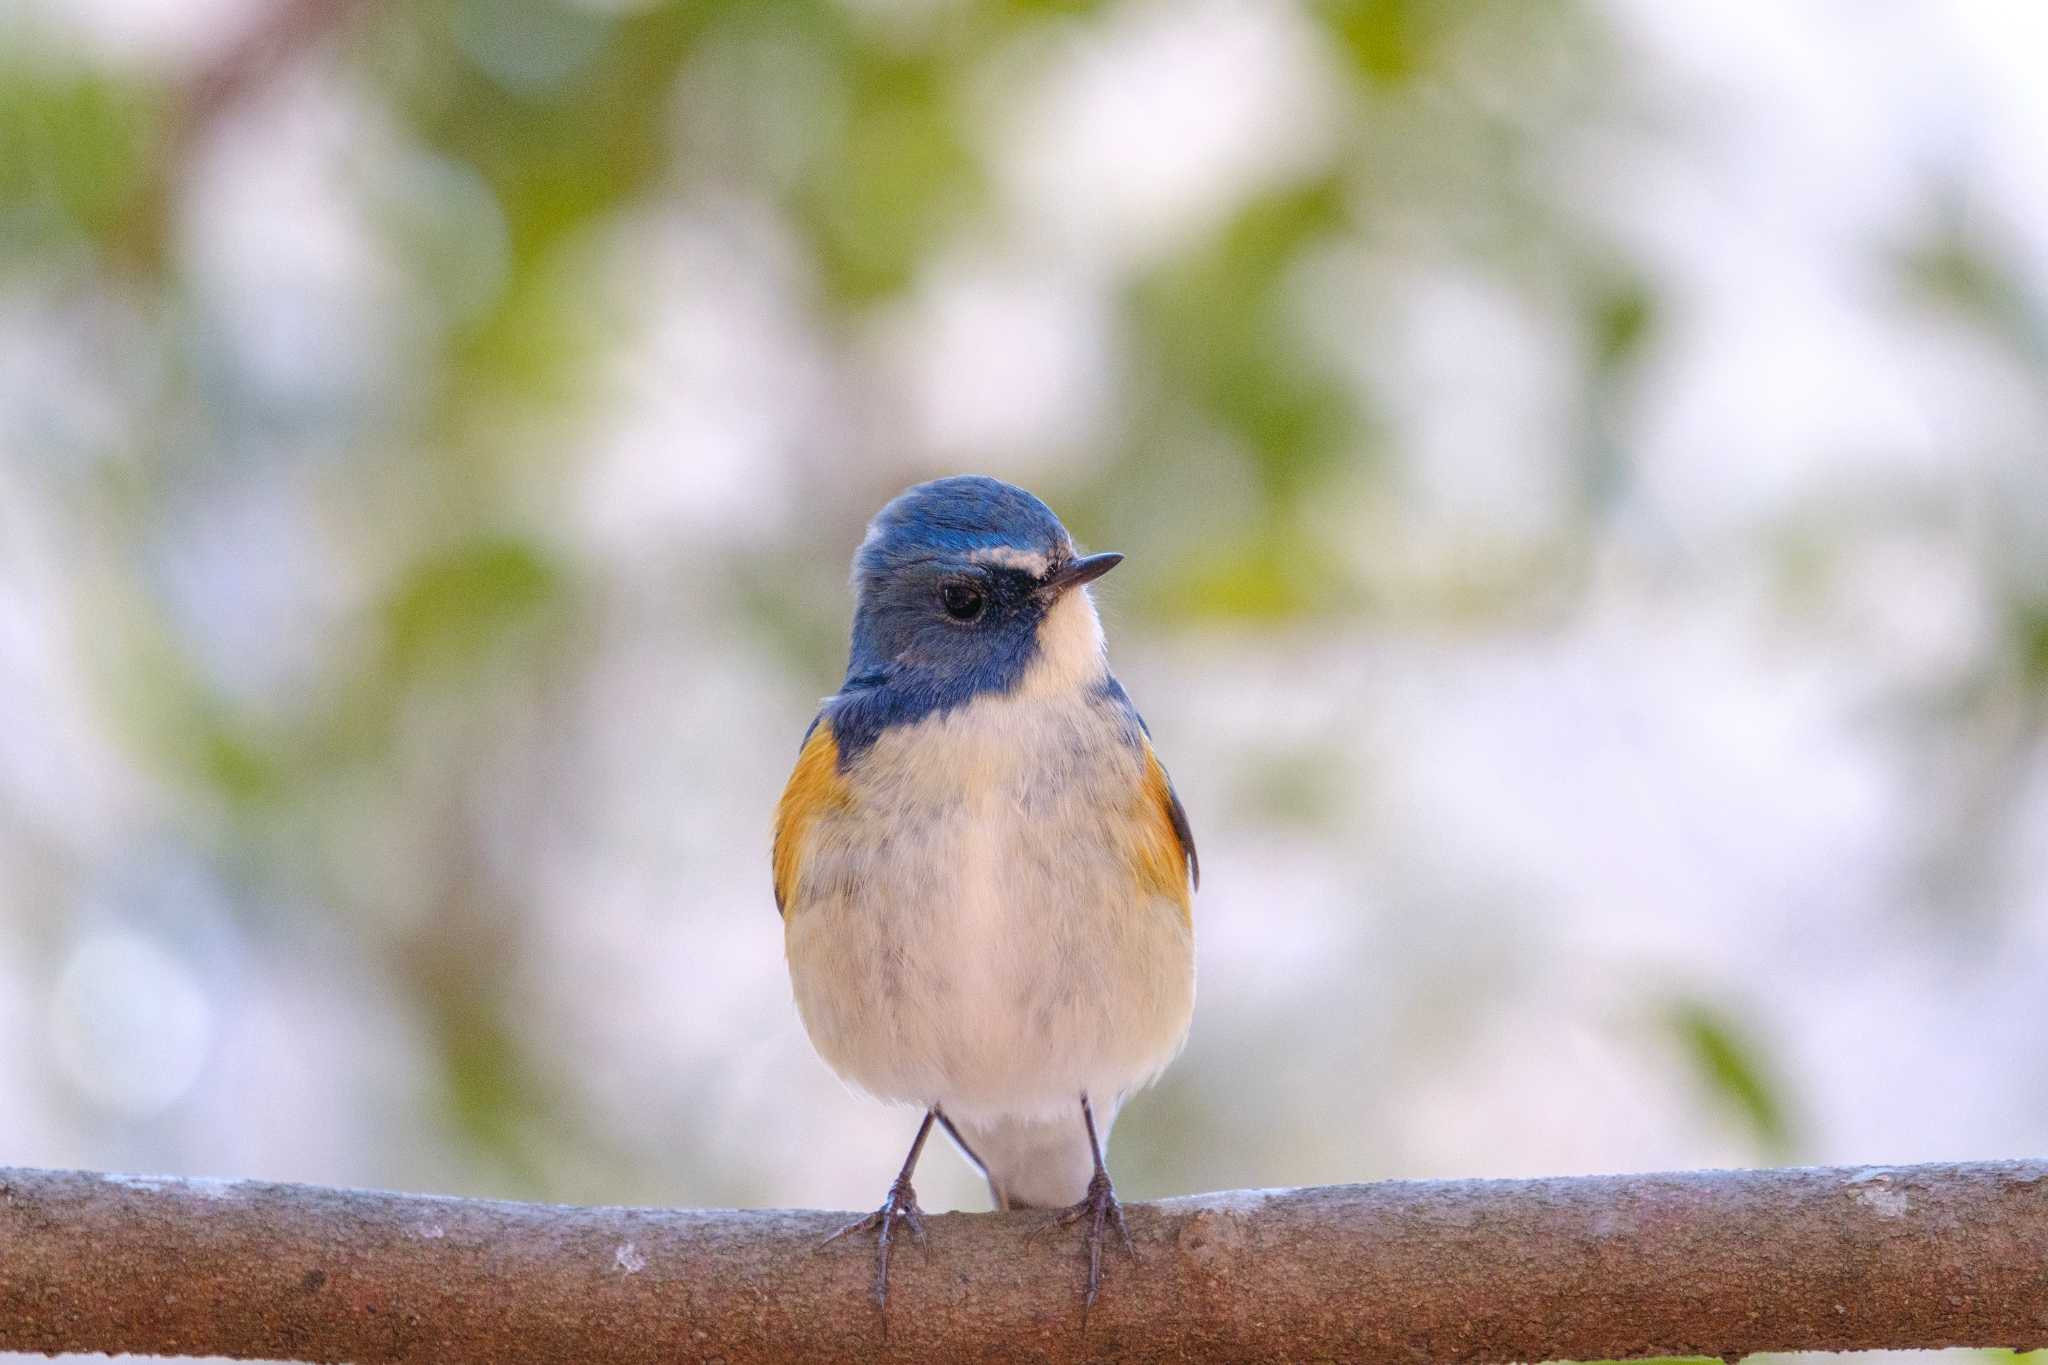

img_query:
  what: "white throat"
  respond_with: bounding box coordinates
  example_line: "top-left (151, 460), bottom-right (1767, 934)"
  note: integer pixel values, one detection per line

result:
top-left (1018, 588), bottom-right (1107, 698)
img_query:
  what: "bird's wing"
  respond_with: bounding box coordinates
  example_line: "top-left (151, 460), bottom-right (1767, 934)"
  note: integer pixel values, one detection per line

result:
top-left (773, 713), bottom-right (848, 917)
top-left (1139, 741), bottom-right (1201, 913)
top-left (1156, 751), bottom-right (1199, 892)
top-left (1101, 676), bottom-right (1199, 899)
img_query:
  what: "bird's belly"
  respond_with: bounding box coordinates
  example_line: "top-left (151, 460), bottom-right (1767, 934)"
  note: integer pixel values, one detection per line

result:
top-left (783, 707), bottom-right (1194, 1123)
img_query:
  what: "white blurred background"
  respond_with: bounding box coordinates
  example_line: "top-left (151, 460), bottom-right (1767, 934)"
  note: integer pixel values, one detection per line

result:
top-left (3, 1), bottom-right (2047, 1359)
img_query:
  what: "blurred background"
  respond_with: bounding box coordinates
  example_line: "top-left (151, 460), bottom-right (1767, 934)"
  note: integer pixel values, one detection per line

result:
top-left (3, 0), bottom-right (2048, 1353)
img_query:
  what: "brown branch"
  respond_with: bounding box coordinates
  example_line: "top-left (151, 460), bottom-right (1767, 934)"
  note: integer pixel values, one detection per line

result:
top-left (3, 1160), bottom-right (2046, 1362)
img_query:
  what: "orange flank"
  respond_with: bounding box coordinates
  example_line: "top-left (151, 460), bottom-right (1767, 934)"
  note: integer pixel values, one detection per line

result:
top-left (773, 721), bottom-right (852, 916)
top-left (1134, 745), bottom-right (1197, 925)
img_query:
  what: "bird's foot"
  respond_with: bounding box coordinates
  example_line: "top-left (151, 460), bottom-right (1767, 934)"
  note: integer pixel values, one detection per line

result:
top-left (818, 1174), bottom-right (928, 1310)
top-left (1045, 1168), bottom-right (1134, 1309)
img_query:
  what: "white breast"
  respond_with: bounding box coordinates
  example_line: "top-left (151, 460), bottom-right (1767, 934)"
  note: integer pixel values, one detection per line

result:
top-left (782, 590), bottom-right (1195, 1127)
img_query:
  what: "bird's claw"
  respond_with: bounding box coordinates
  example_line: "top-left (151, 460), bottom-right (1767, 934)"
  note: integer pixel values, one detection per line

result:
top-left (818, 1175), bottom-right (928, 1309)
top-left (1045, 1169), bottom-right (1134, 1309)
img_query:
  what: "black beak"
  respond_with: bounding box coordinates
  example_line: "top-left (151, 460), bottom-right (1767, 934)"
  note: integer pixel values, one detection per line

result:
top-left (1042, 551), bottom-right (1123, 595)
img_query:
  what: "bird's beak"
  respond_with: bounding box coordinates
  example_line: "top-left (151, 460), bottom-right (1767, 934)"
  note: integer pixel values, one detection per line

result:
top-left (1042, 552), bottom-right (1123, 596)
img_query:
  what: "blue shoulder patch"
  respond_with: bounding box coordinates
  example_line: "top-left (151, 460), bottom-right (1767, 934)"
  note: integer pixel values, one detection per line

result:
top-left (1097, 673), bottom-right (1152, 745)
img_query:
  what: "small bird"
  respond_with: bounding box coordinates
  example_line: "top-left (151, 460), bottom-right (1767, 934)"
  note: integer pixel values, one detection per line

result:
top-left (774, 475), bottom-right (1197, 1310)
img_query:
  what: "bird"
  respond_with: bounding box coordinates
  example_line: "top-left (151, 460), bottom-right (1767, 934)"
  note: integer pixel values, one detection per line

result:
top-left (773, 474), bottom-right (1198, 1311)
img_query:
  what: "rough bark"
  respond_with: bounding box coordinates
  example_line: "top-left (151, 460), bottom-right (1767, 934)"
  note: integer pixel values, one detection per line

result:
top-left (2, 1160), bottom-right (2045, 1362)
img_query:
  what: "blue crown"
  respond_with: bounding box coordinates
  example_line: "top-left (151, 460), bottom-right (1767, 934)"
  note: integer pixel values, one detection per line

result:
top-left (854, 476), bottom-right (1074, 590)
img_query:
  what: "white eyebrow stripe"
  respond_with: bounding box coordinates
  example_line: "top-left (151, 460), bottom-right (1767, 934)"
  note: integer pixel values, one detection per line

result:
top-left (969, 546), bottom-right (1052, 576)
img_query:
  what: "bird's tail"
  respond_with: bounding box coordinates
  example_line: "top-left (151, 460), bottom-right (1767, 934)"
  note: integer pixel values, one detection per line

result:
top-left (945, 1104), bottom-right (1117, 1210)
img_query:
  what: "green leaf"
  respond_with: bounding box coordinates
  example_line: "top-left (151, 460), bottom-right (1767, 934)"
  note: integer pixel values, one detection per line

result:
top-left (1589, 275), bottom-right (1655, 373)
top-left (1665, 1000), bottom-right (1793, 1158)
top-left (795, 49), bottom-right (980, 302)
top-left (1157, 529), bottom-right (1339, 621)
top-left (2010, 599), bottom-right (2048, 692)
top-left (1316, 0), bottom-right (1435, 87)
top-left (1134, 179), bottom-right (1359, 502)
top-left (0, 56), bottom-right (159, 254)
top-left (383, 535), bottom-right (565, 676)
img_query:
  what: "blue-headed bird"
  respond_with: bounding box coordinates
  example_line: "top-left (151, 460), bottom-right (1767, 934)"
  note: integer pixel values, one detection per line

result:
top-left (774, 475), bottom-right (1198, 1309)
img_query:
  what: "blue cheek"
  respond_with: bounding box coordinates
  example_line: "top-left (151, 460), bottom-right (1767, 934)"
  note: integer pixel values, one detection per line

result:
top-left (831, 612), bottom-right (1043, 765)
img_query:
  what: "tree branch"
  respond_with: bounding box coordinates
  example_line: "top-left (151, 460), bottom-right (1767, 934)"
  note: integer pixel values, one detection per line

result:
top-left (3, 1160), bottom-right (2045, 1362)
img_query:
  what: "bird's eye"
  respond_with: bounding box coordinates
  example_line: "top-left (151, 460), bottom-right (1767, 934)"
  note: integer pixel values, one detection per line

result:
top-left (941, 583), bottom-right (985, 621)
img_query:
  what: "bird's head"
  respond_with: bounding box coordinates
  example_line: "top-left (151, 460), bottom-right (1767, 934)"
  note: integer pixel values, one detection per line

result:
top-left (844, 475), bottom-right (1122, 700)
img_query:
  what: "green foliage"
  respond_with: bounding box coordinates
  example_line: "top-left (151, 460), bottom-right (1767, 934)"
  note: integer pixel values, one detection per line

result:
top-left (382, 535), bottom-right (566, 678)
top-left (94, 592), bottom-right (288, 812)
top-left (1664, 1000), bottom-right (1793, 1160)
top-left (1160, 522), bottom-right (1348, 621)
top-left (421, 966), bottom-right (556, 1191)
top-left (1316, 0), bottom-right (1448, 88)
top-left (378, 0), bottom-right (697, 260)
top-left (0, 54), bottom-right (158, 255)
top-left (2010, 600), bottom-right (2048, 693)
top-left (1980, 1350), bottom-right (2048, 1365)
top-left (1897, 206), bottom-right (2048, 370)
top-left (1134, 179), bottom-right (1358, 504)
top-left (1587, 274), bottom-right (1655, 376)
top-left (796, 44), bottom-right (981, 302)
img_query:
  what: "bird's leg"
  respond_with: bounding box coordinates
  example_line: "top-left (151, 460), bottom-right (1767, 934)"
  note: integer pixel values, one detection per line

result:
top-left (819, 1109), bottom-right (935, 1310)
top-left (1049, 1093), bottom-right (1134, 1308)
top-left (932, 1106), bottom-right (989, 1179)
